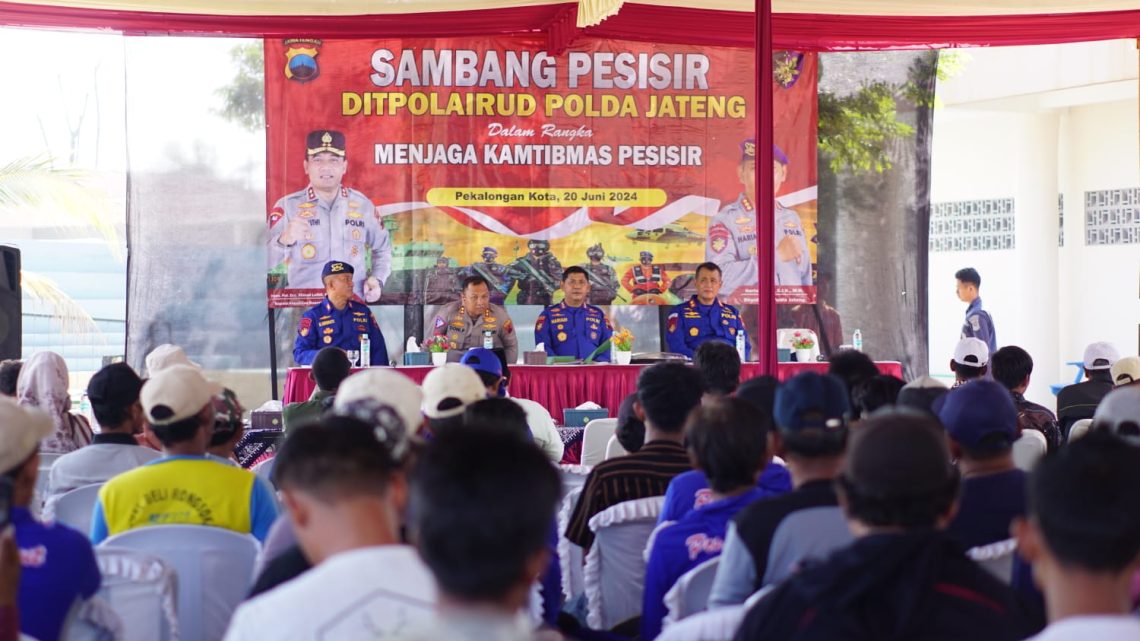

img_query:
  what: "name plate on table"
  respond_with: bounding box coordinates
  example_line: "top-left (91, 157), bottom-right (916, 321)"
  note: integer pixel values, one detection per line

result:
top-left (564, 408), bottom-right (609, 427)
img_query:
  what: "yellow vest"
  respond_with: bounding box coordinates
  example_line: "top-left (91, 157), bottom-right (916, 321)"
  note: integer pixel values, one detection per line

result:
top-left (100, 457), bottom-right (255, 537)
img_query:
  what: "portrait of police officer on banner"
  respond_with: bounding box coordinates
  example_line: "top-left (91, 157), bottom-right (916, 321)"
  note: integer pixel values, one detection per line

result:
top-left (269, 130), bottom-right (392, 302)
top-left (294, 260), bottom-right (389, 366)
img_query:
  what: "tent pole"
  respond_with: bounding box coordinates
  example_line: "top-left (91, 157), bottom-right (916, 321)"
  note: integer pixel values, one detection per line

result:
top-left (756, 0), bottom-right (776, 375)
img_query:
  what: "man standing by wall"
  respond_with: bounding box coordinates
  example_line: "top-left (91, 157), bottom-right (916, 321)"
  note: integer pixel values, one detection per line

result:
top-left (955, 267), bottom-right (997, 354)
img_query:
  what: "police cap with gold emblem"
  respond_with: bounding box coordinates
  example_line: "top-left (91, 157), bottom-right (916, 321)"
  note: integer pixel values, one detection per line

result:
top-left (307, 130), bottom-right (346, 157)
top-left (322, 260), bottom-right (354, 280)
top-left (740, 137), bottom-right (756, 162)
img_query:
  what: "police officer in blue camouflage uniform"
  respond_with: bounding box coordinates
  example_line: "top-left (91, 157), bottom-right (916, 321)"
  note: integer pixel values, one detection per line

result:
top-left (534, 267), bottom-right (613, 361)
top-left (269, 130), bottom-right (392, 302)
top-left (294, 260), bottom-right (388, 366)
top-left (666, 262), bottom-right (751, 360)
top-left (955, 267), bottom-right (997, 354)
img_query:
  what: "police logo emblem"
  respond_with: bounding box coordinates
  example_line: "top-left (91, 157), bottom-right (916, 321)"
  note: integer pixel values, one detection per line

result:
top-left (557, 332), bottom-right (567, 342)
top-left (352, 229), bottom-right (361, 241)
top-left (689, 327), bottom-right (699, 337)
top-left (283, 38), bottom-right (322, 83)
top-left (301, 244), bottom-right (317, 259)
top-left (323, 336), bottom-right (333, 344)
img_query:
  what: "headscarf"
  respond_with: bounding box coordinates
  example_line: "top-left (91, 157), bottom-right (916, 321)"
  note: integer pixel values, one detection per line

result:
top-left (16, 352), bottom-right (93, 454)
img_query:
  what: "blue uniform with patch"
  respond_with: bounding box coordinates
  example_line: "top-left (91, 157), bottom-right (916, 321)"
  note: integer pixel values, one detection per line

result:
top-left (294, 296), bottom-right (388, 365)
top-left (642, 488), bottom-right (766, 641)
top-left (961, 297), bottom-right (997, 355)
top-left (534, 301), bottom-right (613, 361)
top-left (665, 296), bottom-right (751, 359)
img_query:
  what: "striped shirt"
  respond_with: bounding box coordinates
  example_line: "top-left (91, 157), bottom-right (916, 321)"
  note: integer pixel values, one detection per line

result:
top-left (564, 440), bottom-right (690, 549)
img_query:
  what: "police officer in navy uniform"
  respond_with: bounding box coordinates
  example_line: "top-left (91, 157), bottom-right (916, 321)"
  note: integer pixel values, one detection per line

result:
top-left (269, 130), bottom-right (392, 302)
top-left (535, 267), bottom-right (614, 361)
top-left (955, 267), bottom-right (996, 354)
top-left (294, 260), bottom-right (388, 366)
top-left (665, 262), bottom-right (751, 360)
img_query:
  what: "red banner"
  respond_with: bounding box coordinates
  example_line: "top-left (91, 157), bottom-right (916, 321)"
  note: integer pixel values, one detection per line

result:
top-left (265, 37), bottom-right (816, 309)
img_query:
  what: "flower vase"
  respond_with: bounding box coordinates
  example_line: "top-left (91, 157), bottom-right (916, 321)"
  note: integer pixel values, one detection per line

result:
top-left (795, 349), bottom-right (814, 363)
top-left (431, 351), bottom-right (448, 366)
top-left (613, 350), bottom-right (632, 365)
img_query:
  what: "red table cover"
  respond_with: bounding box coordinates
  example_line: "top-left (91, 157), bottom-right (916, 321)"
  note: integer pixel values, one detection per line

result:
top-left (284, 361), bottom-right (903, 424)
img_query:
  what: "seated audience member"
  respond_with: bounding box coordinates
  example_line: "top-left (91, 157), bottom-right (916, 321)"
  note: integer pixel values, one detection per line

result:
top-left (827, 349), bottom-right (879, 415)
top-left (282, 347), bottom-right (351, 431)
top-left (850, 374), bottom-right (905, 421)
top-left (1109, 355), bottom-right (1140, 388)
top-left (991, 346), bottom-right (1061, 451)
top-left (225, 417), bottom-right (436, 640)
top-left (1014, 431), bottom-right (1140, 640)
top-left (43, 363), bottom-right (160, 520)
top-left (1090, 386), bottom-right (1140, 439)
top-left (939, 380), bottom-right (1027, 550)
top-left (333, 368), bottom-right (426, 438)
top-left (565, 362), bottom-right (702, 549)
top-left (462, 348), bottom-right (564, 462)
top-left (0, 360), bottom-right (20, 398)
top-left (0, 527), bottom-right (19, 641)
top-left (643, 398), bottom-right (771, 640)
top-left (694, 341), bottom-right (742, 397)
top-left (951, 337), bottom-right (989, 388)
top-left (16, 351), bottom-right (92, 454)
top-left (463, 397), bottom-right (530, 438)
top-left (734, 413), bottom-right (1043, 641)
top-left (896, 376), bottom-right (949, 417)
top-left (734, 375), bottom-right (779, 423)
top-left (421, 363), bottom-right (488, 435)
top-left (0, 398), bottom-right (100, 641)
top-left (207, 388), bottom-right (244, 465)
top-left (91, 365), bottom-right (278, 543)
top-left (1057, 341), bottom-right (1119, 439)
top-left (709, 373), bottom-right (852, 607)
top-left (406, 427), bottom-right (561, 641)
top-left (614, 392), bottom-right (645, 454)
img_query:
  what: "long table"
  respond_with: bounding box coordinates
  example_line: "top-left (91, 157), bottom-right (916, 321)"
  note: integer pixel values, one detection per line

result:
top-left (284, 361), bottom-right (903, 423)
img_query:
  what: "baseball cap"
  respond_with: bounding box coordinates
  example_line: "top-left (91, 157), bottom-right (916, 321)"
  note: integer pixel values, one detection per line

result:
top-left (1083, 341), bottom-right (1120, 371)
top-left (0, 397), bottom-right (52, 472)
top-left (843, 412), bottom-right (955, 497)
top-left (459, 348), bottom-right (503, 378)
top-left (937, 379), bottom-right (1017, 452)
top-left (421, 363), bottom-right (487, 419)
top-left (773, 372), bottom-right (848, 432)
top-left (952, 337), bottom-right (989, 367)
top-left (333, 369), bottom-right (424, 433)
top-left (145, 344), bottom-right (199, 375)
top-left (1111, 356), bottom-right (1140, 387)
top-left (86, 362), bottom-right (143, 409)
top-left (1092, 386), bottom-right (1140, 440)
top-left (141, 365), bottom-right (224, 427)
top-left (896, 376), bottom-right (949, 417)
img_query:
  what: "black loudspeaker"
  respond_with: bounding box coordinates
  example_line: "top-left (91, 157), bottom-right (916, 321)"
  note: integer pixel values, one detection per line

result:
top-left (0, 246), bottom-right (21, 360)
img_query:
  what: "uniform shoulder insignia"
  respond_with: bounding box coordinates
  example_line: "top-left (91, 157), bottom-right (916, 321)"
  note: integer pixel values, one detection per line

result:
top-left (298, 317), bottom-right (312, 337)
top-left (667, 312), bottom-right (678, 334)
top-left (969, 315), bottom-right (981, 332)
top-left (504, 320), bottom-right (514, 334)
top-left (433, 316), bottom-right (446, 329)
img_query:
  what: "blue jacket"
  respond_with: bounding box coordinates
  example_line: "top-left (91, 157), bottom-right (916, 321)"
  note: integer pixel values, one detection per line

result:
top-left (534, 301), bottom-right (613, 361)
top-left (961, 298), bottom-right (997, 355)
top-left (658, 464), bottom-right (792, 525)
top-left (294, 297), bottom-right (388, 365)
top-left (12, 507), bottom-right (101, 641)
top-left (643, 488), bottom-right (766, 640)
top-left (665, 296), bottom-right (750, 359)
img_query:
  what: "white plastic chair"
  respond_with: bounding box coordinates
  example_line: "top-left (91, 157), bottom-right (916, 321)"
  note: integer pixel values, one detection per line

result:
top-left (558, 464), bottom-right (592, 500)
top-left (656, 586), bottom-right (776, 641)
top-left (776, 328), bottom-right (820, 361)
top-left (663, 556), bottom-right (720, 625)
top-left (101, 525), bottom-right (259, 641)
top-left (94, 547), bottom-right (178, 641)
top-left (1012, 430), bottom-right (1047, 471)
top-left (966, 537), bottom-right (1017, 584)
top-left (604, 434), bottom-right (628, 460)
top-left (1068, 418), bottom-right (1093, 442)
top-left (584, 495), bottom-right (664, 630)
top-left (54, 483), bottom-right (104, 533)
top-left (580, 418), bottom-right (618, 467)
top-left (557, 485), bottom-right (586, 601)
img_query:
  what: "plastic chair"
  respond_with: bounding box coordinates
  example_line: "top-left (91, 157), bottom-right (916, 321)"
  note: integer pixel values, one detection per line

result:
top-left (584, 496), bottom-right (664, 630)
top-left (966, 537), bottom-right (1017, 584)
top-left (101, 525), bottom-right (260, 641)
top-left (580, 418), bottom-right (618, 467)
top-left (604, 434), bottom-right (628, 460)
top-left (557, 485), bottom-right (586, 601)
top-left (93, 547), bottom-right (178, 641)
top-left (1068, 419), bottom-right (1093, 442)
top-left (54, 483), bottom-right (104, 533)
top-left (663, 556), bottom-right (720, 624)
top-left (1012, 430), bottom-right (1047, 471)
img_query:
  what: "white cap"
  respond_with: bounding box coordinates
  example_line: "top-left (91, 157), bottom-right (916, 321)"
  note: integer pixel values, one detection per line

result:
top-left (1111, 356), bottom-right (1140, 387)
top-left (333, 369), bottom-right (424, 433)
top-left (421, 364), bottom-right (487, 419)
top-left (1083, 342), bottom-right (1120, 371)
top-left (953, 337), bottom-right (989, 367)
top-left (1092, 386), bottom-right (1140, 439)
top-left (0, 397), bottom-right (53, 472)
top-left (141, 364), bottom-right (223, 426)
top-left (145, 344), bottom-right (200, 376)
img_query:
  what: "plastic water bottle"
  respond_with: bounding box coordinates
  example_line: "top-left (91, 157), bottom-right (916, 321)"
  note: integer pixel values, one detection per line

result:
top-left (483, 330), bottom-right (494, 350)
top-left (735, 330), bottom-right (746, 362)
top-left (852, 329), bottom-right (863, 352)
top-left (360, 333), bottom-right (371, 368)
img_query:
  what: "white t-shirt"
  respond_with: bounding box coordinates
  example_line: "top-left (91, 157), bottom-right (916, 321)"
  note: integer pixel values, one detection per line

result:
top-left (1024, 615), bottom-right (1140, 641)
top-left (224, 545), bottom-right (437, 641)
top-left (43, 442), bottom-right (161, 521)
top-left (511, 398), bottom-right (564, 463)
